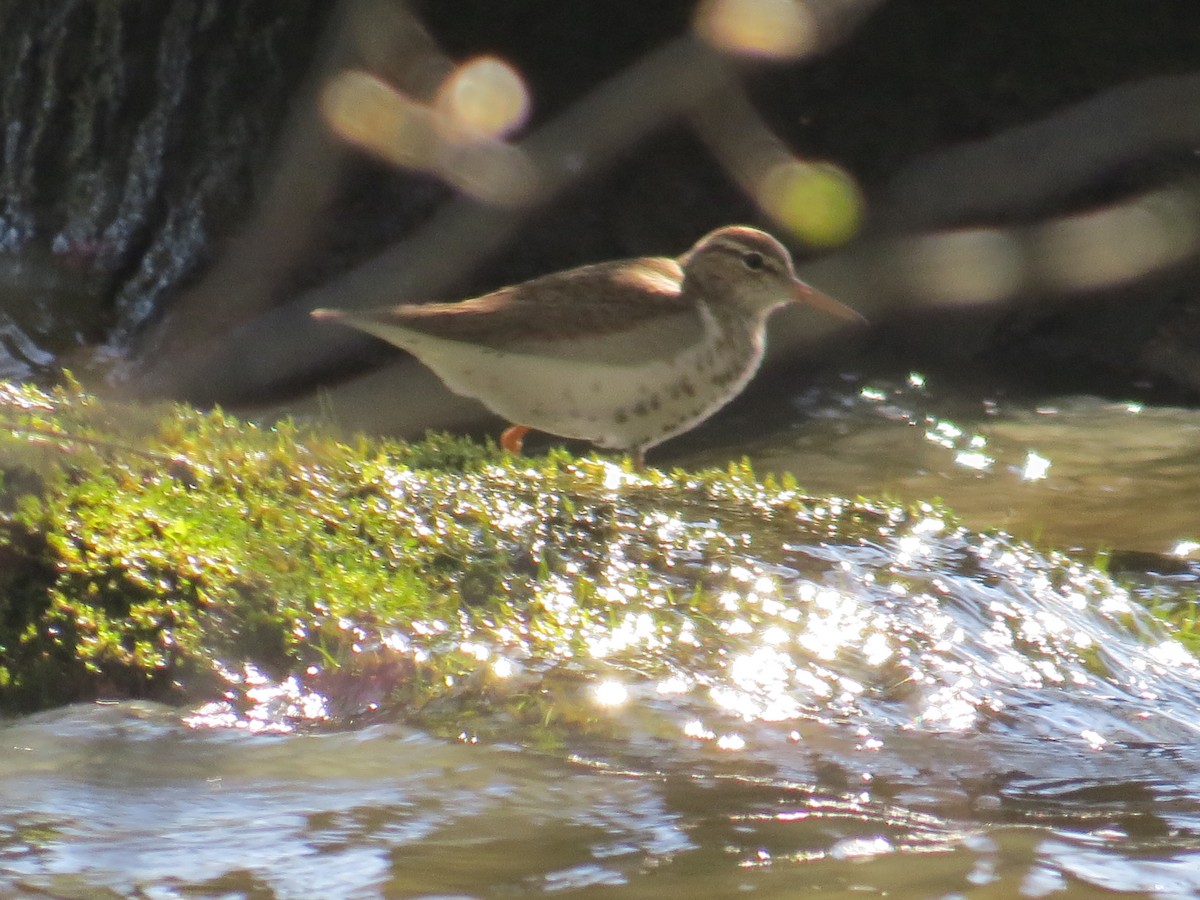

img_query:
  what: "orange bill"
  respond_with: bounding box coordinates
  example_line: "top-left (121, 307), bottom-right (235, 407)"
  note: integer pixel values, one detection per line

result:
top-left (791, 280), bottom-right (866, 323)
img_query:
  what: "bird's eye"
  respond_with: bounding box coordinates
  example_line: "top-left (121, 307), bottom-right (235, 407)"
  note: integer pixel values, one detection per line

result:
top-left (742, 251), bottom-right (765, 271)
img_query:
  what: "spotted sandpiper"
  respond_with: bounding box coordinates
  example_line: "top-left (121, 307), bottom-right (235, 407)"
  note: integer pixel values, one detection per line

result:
top-left (313, 225), bottom-right (863, 468)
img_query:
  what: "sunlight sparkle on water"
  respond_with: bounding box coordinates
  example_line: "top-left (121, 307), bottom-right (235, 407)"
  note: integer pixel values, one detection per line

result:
top-left (654, 512), bottom-right (685, 542)
top-left (185, 668), bottom-right (329, 733)
top-left (759, 596), bottom-right (785, 616)
top-left (754, 573), bottom-right (776, 594)
top-left (723, 618), bottom-right (755, 636)
top-left (830, 835), bottom-right (894, 860)
top-left (1097, 591), bottom-right (1134, 615)
top-left (410, 619), bottom-right (449, 636)
top-left (460, 641), bottom-right (490, 661)
top-left (755, 625), bottom-right (786, 647)
top-left (602, 461), bottom-right (628, 490)
top-left (657, 675), bottom-right (692, 695)
top-left (895, 534), bottom-right (931, 563)
top-left (1148, 640), bottom-right (1199, 669)
top-left (717, 733), bottom-right (746, 751)
top-left (730, 565), bottom-right (755, 582)
top-left (593, 680), bottom-right (629, 707)
top-left (955, 450), bottom-right (993, 471)
top-left (493, 505), bottom-right (535, 532)
top-left (918, 687), bottom-right (979, 731)
top-left (1033, 659), bottom-right (1066, 684)
top-left (926, 421), bottom-right (962, 448)
top-left (912, 516), bottom-right (945, 535)
top-left (246, 681), bottom-right (328, 724)
top-left (1062, 591), bottom-right (1088, 612)
top-left (862, 631), bottom-right (893, 666)
top-left (706, 648), bottom-right (807, 721)
top-left (718, 590), bottom-right (742, 612)
top-left (730, 647), bottom-right (794, 690)
top-left (586, 611), bottom-right (660, 657)
top-left (537, 576), bottom-right (580, 618)
top-left (677, 621), bottom-right (700, 647)
top-left (794, 667), bottom-right (832, 698)
top-left (797, 616), bottom-right (858, 658)
top-left (839, 677), bottom-right (865, 697)
top-left (993, 647), bottom-right (1046, 686)
top-left (1022, 450), bottom-right (1051, 480)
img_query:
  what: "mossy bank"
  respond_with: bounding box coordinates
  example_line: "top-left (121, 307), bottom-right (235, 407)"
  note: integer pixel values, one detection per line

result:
top-left (0, 381), bottom-right (1195, 754)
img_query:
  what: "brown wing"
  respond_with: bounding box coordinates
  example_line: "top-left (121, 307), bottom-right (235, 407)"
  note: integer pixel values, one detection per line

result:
top-left (339, 257), bottom-right (697, 347)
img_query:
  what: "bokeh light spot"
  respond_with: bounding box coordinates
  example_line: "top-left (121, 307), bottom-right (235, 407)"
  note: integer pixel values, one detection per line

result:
top-left (320, 70), bottom-right (433, 168)
top-left (436, 56), bottom-right (530, 140)
top-left (1037, 188), bottom-right (1199, 290)
top-left (760, 161), bottom-right (862, 247)
top-left (594, 680), bottom-right (629, 708)
top-left (901, 229), bottom-right (1025, 304)
top-left (695, 0), bottom-right (818, 60)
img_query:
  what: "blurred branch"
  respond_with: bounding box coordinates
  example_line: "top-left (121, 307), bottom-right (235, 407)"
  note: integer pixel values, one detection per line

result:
top-left (771, 71), bottom-right (1200, 342)
top-left (691, 83), bottom-right (862, 246)
top-left (137, 0), bottom-right (445, 357)
top-left (881, 72), bottom-right (1200, 231)
top-left (696, 0), bottom-right (887, 59)
top-left (143, 0), bottom-right (1200, 419)
top-left (141, 0), bottom-right (900, 403)
top-left (795, 180), bottom-right (1200, 328)
top-left (146, 30), bottom-right (742, 400)
top-left (306, 33), bottom-right (741, 307)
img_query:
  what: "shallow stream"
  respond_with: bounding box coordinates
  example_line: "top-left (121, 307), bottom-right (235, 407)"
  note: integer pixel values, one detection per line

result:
top-left (3, 373), bottom-right (1200, 899)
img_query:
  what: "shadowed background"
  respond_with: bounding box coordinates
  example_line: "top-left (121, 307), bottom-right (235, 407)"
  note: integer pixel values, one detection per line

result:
top-left (2, 0), bottom-right (1200, 440)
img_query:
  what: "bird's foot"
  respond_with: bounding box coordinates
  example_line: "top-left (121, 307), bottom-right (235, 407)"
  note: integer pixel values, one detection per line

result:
top-left (500, 424), bottom-right (531, 455)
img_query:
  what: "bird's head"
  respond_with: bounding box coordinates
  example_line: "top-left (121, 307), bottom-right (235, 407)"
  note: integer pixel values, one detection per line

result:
top-left (680, 225), bottom-right (863, 323)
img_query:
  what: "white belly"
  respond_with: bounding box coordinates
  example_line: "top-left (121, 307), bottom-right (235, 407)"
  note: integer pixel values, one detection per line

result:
top-left (397, 322), bottom-right (763, 452)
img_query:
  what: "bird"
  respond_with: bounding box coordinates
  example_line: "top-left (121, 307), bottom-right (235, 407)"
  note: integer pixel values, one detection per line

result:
top-left (312, 225), bottom-right (864, 469)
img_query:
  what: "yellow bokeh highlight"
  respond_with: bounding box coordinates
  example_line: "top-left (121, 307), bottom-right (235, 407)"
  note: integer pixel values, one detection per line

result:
top-left (901, 229), bottom-right (1025, 305)
top-left (1036, 189), bottom-right (1199, 290)
top-left (320, 70), bottom-right (435, 168)
top-left (436, 138), bottom-right (539, 207)
top-left (759, 161), bottom-right (863, 247)
top-left (694, 0), bottom-right (818, 60)
top-left (319, 68), bottom-right (538, 208)
top-left (435, 56), bottom-right (530, 140)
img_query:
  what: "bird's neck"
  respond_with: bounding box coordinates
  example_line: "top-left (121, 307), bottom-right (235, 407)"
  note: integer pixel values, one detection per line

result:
top-left (696, 300), bottom-right (770, 364)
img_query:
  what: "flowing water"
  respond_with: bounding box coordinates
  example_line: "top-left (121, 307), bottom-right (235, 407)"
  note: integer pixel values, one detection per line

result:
top-left (4, 372), bottom-right (1200, 899)
top-left (3, 5), bottom-right (1198, 893)
top-left (688, 372), bottom-right (1200, 555)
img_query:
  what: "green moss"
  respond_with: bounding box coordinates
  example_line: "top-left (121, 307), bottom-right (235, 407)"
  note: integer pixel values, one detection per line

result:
top-left (1, 380), bottom-right (1189, 739)
top-left (0, 381), bottom-right (888, 715)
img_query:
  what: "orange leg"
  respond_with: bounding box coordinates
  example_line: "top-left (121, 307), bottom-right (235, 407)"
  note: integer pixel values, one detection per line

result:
top-left (500, 424), bottom-right (531, 455)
